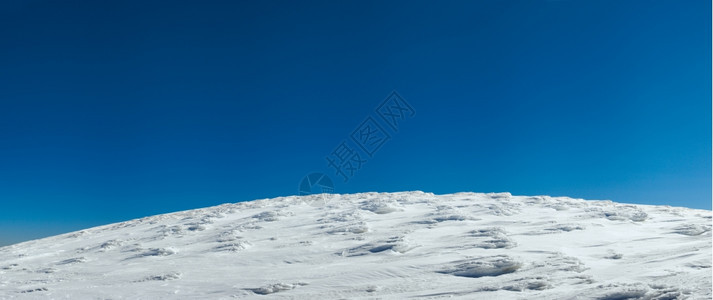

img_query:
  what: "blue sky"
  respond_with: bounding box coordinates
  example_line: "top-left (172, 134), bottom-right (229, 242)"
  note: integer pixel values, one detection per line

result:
top-left (0, 0), bottom-right (710, 246)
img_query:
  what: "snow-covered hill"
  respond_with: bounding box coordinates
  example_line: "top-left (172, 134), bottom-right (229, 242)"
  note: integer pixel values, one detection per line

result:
top-left (0, 192), bottom-right (711, 299)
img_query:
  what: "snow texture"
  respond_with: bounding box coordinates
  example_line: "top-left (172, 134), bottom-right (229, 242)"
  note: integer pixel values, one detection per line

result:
top-left (0, 191), bottom-right (710, 299)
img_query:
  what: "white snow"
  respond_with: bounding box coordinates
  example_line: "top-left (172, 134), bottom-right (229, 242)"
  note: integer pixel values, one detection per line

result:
top-left (0, 191), bottom-right (710, 299)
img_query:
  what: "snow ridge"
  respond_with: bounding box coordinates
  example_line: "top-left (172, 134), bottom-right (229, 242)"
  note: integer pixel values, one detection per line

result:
top-left (0, 191), bottom-right (710, 299)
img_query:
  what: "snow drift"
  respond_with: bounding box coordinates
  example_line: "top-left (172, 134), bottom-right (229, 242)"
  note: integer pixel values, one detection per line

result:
top-left (0, 192), bottom-right (710, 299)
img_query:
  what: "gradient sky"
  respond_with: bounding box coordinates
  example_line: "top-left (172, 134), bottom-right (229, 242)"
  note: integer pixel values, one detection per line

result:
top-left (0, 0), bottom-right (710, 246)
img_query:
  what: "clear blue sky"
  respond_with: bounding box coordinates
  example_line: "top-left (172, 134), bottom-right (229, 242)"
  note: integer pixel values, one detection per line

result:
top-left (0, 0), bottom-right (710, 246)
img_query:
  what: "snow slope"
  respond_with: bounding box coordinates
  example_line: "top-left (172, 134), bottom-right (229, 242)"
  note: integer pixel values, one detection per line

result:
top-left (0, 192), bottom-right (710, 299)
